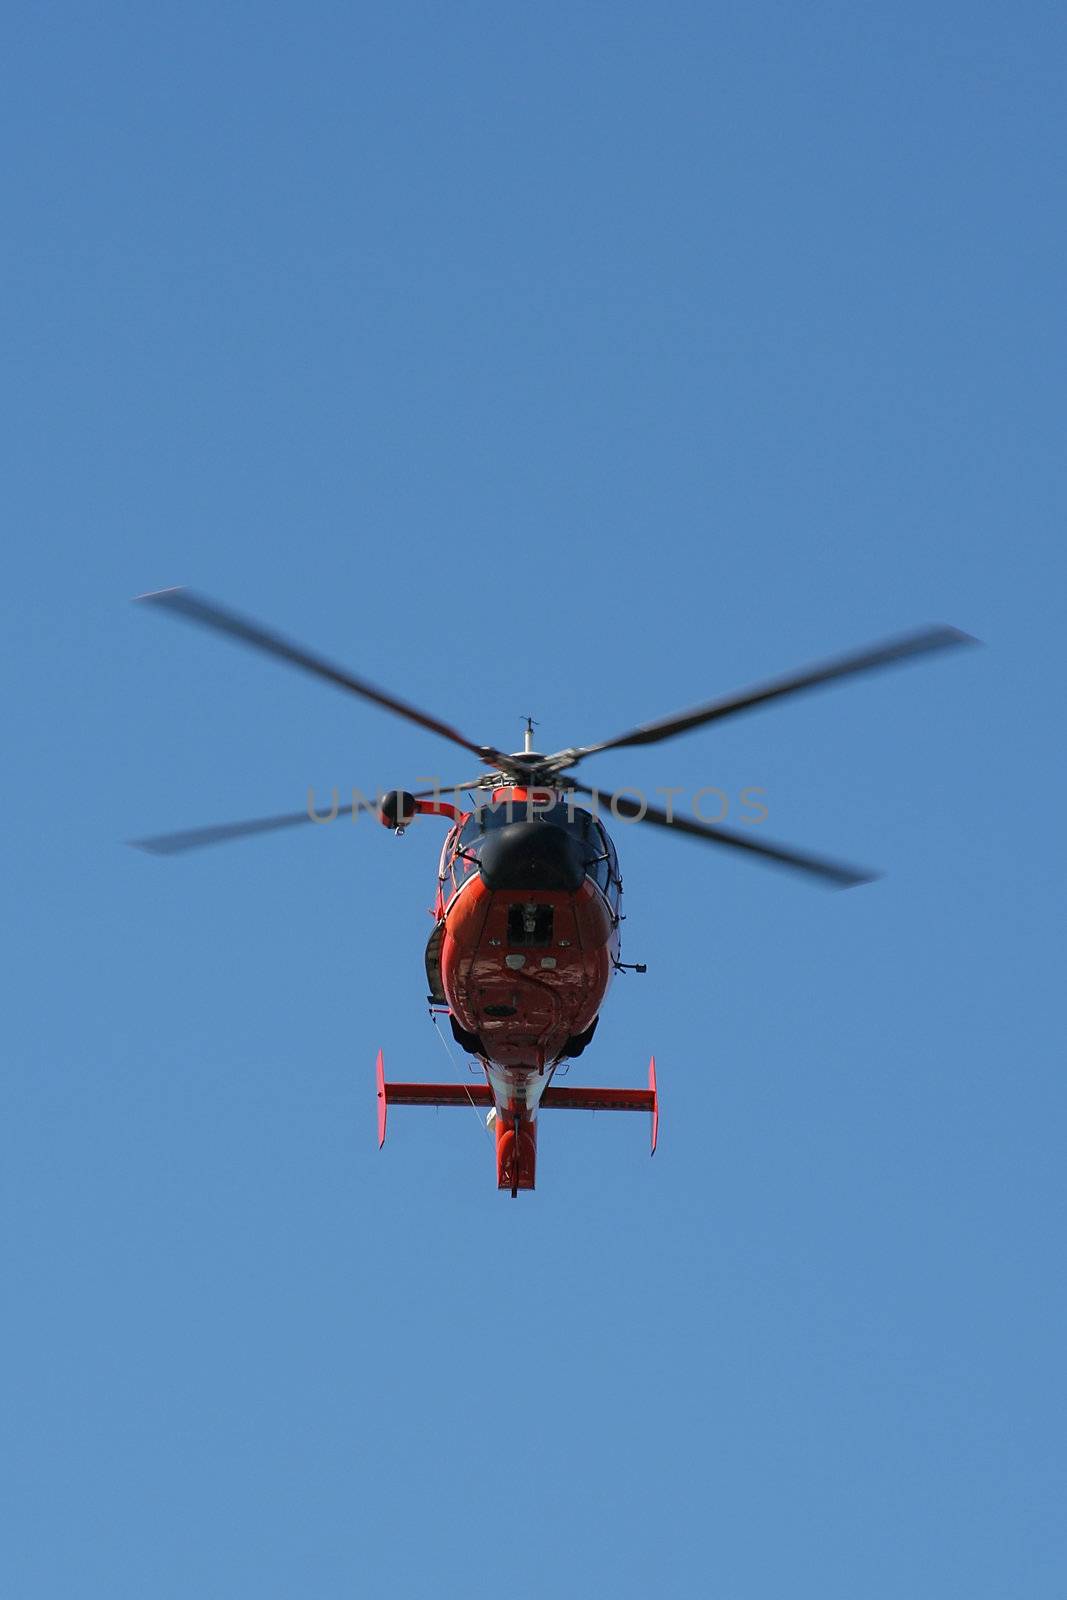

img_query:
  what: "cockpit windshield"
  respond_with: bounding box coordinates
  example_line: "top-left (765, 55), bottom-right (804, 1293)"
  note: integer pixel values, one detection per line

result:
top-left (440, 800), bottom-right (619, 907)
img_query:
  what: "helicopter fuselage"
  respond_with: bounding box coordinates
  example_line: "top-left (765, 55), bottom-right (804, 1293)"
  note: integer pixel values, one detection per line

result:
top-left (424, 787), bottom-right (623, 1188)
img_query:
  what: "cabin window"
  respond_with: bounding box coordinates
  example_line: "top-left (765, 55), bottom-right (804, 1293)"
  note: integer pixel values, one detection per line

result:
top-left (507, 903), bottom-right (554, 947)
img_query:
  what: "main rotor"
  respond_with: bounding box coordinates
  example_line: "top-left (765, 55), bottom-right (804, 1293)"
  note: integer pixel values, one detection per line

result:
top-left (129, 587), bottom-right (978, 886)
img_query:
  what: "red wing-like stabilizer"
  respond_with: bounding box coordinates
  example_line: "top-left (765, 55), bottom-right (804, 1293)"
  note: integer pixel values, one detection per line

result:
top-left (376, 1053), bottom-right (491, 1148)
top-left (375, 1053), bottom-right (659, 1159)
top-left (542, 1055), bottom-right (658, 1153)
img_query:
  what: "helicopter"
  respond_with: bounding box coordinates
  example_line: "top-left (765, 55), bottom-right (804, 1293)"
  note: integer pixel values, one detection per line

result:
top-left (131, 588), bottom-right (976, 1196)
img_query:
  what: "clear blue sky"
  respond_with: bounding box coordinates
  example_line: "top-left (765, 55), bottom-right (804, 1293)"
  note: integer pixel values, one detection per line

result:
top-left (3, 4), bottom-right (1064, 1596)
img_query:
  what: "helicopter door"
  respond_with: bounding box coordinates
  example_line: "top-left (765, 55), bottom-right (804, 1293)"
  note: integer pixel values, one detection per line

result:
top-left (424, 921), bottom-right (447, 1005)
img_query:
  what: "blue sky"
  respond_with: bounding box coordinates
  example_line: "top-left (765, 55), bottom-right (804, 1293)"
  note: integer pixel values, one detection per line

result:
top-left (3, 3), bottom-right (1064, 1596)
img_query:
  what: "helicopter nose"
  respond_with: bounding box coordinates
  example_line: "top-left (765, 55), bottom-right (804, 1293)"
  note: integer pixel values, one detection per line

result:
top-left (478, 823), bottom-right (586, 893)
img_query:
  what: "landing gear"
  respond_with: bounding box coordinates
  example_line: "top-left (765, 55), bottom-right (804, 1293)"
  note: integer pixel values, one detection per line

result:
top-left (558, 1015), bottom-right (599, 1062)
top-left (448, 1014), bottom-right (484, 1056)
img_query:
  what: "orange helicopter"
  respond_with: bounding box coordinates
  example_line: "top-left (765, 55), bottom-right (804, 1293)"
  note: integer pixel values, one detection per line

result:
top-left (132, 589), bottom-right (975, 1196)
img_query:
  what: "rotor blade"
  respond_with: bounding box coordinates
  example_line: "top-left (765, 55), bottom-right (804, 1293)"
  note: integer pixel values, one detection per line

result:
top-left (127, 783), bottom-right (484, 856)
top-left (571, 783), bottom-right (876, 889)
top-left (134, 588), bottom-right (511, 767)
top-left (572, 625), bottom-right (978, 759)
top-left (128, 810), bottom-right (328, 855)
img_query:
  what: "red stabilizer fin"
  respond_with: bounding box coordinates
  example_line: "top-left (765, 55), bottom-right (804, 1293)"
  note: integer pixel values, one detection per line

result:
top-left (649, 1055), bottom-right (658, 1155)
top-left (376, 1049), bottom-right (387, 1148)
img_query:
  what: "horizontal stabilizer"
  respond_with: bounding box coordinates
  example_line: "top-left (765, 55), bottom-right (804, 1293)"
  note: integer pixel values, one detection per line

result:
top-left (385, 1081), bottom-right (492, 1108)
top-left (376, 1053), bottom-right (659, 1153)
top-left (541, 1086), bottom-right (652, 1112)
top-left (545, 1056), bottom-right (658, 1152)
